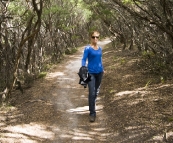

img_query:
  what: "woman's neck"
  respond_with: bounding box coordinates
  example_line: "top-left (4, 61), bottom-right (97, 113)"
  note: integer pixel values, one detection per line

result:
top-left (90, 43), bottom-right (98, 50)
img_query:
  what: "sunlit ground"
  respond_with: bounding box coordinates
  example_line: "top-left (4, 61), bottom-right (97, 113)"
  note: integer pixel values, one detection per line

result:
top-left (46, 71), bottom-right (65, 79)
top-left (1, 123), bottom-right (55, 143)
top-left (0, 101), bottom-right (110, 143)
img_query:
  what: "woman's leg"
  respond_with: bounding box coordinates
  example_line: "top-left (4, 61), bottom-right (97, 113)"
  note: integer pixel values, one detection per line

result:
top-left (88, 74), bottom-right (96, 117)
top-left (88, 73), bottom-right (103, 117)
top-left (95, 72), bottom-right (103, 99)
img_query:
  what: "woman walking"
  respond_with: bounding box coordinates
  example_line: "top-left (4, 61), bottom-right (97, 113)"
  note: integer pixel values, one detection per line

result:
top-left (81, 31), bottom-right (104, 122)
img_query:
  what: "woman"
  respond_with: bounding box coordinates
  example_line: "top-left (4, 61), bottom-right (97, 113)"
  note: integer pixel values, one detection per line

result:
top-left (81, 31), bottom-right (104, 122)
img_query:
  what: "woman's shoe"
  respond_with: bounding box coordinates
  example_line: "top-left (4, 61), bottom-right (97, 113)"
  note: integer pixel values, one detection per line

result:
top-left (89, 116), bottom-right (96, 122)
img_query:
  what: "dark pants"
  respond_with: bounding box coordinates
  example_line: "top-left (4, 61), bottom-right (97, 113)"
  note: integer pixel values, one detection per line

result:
top-left (88, 72), bottom-right (103, 116)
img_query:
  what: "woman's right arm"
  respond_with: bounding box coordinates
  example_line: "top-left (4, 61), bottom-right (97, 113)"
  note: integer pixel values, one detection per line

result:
top-left (81, 47), bottom-right (89, 66)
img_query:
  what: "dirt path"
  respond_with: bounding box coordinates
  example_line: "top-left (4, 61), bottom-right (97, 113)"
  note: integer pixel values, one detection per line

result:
top-left (0, 38), bottom-right (112, 143)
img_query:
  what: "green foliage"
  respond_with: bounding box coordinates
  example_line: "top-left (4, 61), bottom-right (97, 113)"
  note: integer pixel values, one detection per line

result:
top-left (168, 117), bottom-right (173, 122)
top-left (65, 48), bottom-right (77, 55)
top-left (120, 58), bottom-right (126, 65)
top-left (160, 76), bottom-right (165, 83)
top-left (8, 1), bottom-right (37, 24)
top-left (109, 89), bottom-right (116, 94)
top-left (8, 1), bottom-right (34, 18)
top-left (38, 72), bottom-right (47, 79)
top-left (62, 25), bottom-right (75, 31)
top-left (8, 1), bottom-right (26, 15)
top-left (42, 64), bottom-right (52, 71)
top-left (0, 105), bottom-right (15, 111)
top-left (71, 48), bottom-right (78, 54)
top-left (42, 0), bottom-right (92, 31)
top-left (142, 51), bottom-right (155, 59)
top-left (71, 35), bottom-right (79, 40)
top-left (122, 0), bottom-right (134, 4)
top-left (102, 9), bottom-right (112, 16)
top-left (145, 80), bottom-right (151, 88)
top-left (43, 5), bottom-right (66, 17)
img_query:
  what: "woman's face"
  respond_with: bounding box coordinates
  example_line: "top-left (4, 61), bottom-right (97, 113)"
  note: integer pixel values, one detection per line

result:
top-left (91, 32), bottom-right (100, 44)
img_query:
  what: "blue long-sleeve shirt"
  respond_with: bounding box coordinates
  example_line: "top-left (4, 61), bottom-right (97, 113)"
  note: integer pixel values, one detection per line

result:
top-left (82, 45), bottom-right (104, 73)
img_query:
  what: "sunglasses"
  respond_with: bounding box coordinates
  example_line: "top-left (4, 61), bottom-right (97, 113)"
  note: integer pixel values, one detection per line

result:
top-left (91, 36), bottom-right (99, 39)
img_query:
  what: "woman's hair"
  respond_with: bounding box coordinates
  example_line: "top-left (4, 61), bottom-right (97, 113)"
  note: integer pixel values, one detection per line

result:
top-left (89, 31), bottom-right (100, 37)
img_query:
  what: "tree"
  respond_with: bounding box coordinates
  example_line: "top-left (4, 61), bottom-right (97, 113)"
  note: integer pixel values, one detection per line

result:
top-left (0, 0), bottom-right (100, 102)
